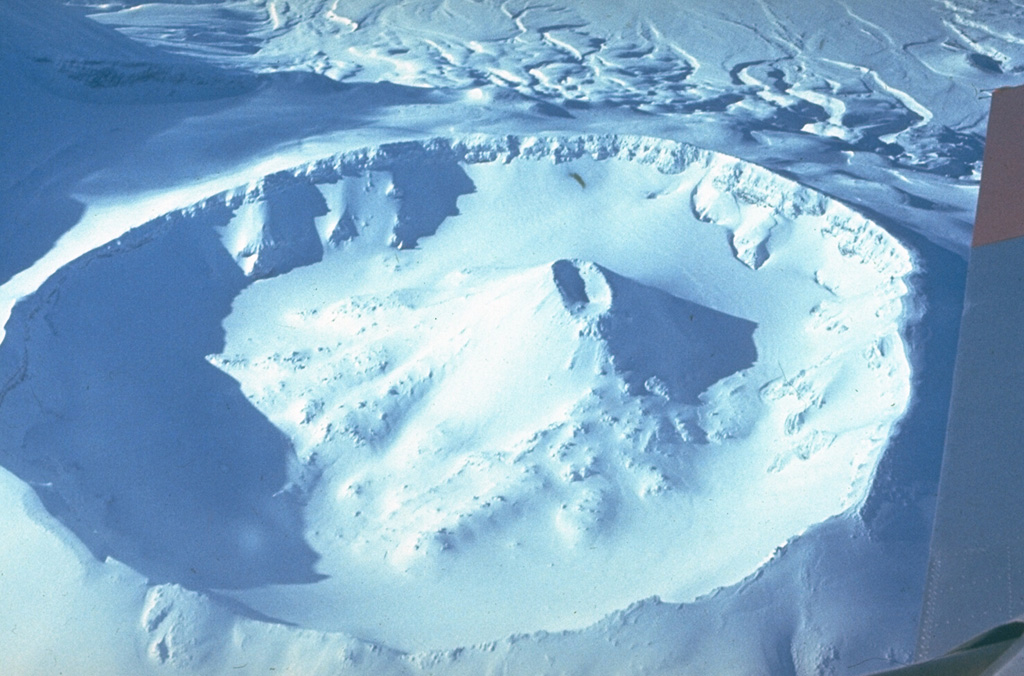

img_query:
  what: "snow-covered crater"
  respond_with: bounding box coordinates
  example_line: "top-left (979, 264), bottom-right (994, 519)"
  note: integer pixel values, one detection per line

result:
top-left (0, 134), bottom-right (914, 651)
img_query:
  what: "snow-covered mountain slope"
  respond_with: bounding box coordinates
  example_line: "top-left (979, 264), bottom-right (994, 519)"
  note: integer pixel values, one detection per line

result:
top-left (0, 0), bottom-right (1015, 673)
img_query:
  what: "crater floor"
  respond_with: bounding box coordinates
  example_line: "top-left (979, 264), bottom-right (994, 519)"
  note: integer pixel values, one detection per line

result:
top-left (0, 134), bottom-right (915, 651)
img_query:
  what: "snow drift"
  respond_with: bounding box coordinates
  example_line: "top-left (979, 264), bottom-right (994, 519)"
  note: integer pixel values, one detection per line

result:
top-left (0, 134), bottom-right (914, 651)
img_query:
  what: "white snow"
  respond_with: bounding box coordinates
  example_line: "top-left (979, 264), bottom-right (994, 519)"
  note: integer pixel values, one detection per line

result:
top-left (192, 136), bottom-right (913, 649)
top-left (0, 0), bottom-right (1015, 673)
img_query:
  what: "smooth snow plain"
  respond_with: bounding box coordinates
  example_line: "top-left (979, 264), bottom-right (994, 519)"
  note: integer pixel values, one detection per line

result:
top-left (0, 0), bottom-right (1018, 673)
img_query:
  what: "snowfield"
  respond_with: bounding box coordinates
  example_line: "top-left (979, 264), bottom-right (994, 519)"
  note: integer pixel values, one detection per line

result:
top-left (0, 0), bottom-right (1018, 674)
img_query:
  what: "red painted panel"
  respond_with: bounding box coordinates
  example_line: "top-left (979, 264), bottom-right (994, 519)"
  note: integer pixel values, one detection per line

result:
top-left (974, 85), bottom-right (1024, 247)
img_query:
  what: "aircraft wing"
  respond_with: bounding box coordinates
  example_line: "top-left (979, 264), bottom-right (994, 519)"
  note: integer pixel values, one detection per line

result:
top-left (870, 84), bottom-right (1024, 674)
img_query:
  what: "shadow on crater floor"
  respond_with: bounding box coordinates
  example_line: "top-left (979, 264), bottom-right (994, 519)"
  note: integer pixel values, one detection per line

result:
top-left (0, 203), bottom-right (323, 590)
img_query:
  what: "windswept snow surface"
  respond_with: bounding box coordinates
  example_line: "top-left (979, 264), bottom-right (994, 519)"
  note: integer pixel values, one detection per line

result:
top-left (0, 0), bottom-right (1016, 673)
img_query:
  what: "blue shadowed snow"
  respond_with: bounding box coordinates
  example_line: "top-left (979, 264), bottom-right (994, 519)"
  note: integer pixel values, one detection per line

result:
top-left (584, 260), bottom-right (758, 405)
top-left (388, 157), bottom-right (476, 249)
top-left (860, 227), bottom-right (966, 542)
top-left (243, 172), bottom-right (328, 278)
top-left (0, 204), bottom-right (323, 589)
top-left (0, 0), bottom-right (452, 287)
